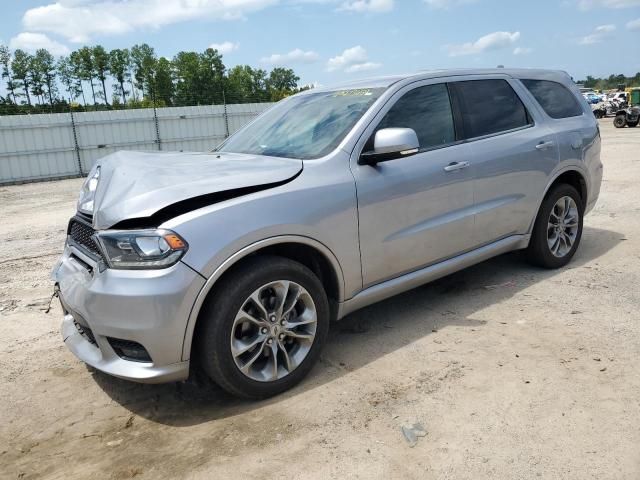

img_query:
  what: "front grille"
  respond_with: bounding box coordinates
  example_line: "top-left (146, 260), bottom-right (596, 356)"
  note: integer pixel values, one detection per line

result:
top-left (68, 216), bottom-right (104, 260)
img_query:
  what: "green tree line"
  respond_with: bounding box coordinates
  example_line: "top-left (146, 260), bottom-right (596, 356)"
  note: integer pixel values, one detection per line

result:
top-left (579, 73), bottom-right (640, 91)
top-left (0, 43), bottom-right (307, 115)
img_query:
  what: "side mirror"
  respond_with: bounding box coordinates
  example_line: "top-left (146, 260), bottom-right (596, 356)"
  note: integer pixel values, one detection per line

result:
top-left (359, 128), bottom-right (420, 166)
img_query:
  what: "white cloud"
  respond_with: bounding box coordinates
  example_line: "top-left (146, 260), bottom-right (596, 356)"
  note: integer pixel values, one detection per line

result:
top-left (338, 0), bottom-right (394, 12)
top-left (261, 48), bottom-right (320, 64)
top-left (22, 0), bottom-right (279, 43)
top-left (209, 41), bottom-right (239, 55)
top-left (345, 61), bottom-right (381, 73)
top-left (577, 0), bottom-right (640, 8)
top-left (327, 45), bottom-right (381, 73)
top-left (423, 0), bottom-right (476, 8)
top-left (327, 45), bottom-right (367, 71)
top-left (627, 18), bottom-right (640, 30)
top-left (9, 32), bottom-right (70, 55)
top-left (445, 31), bottom-right (520, 57)
top-left (579, 24), bottom-right (616, 44)
top-left (513, 47), bottom-right (533, 55)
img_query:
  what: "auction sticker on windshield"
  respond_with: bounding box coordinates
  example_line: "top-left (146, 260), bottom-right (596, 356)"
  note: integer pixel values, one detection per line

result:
top-left (331, 89), bottom-right (374, 97)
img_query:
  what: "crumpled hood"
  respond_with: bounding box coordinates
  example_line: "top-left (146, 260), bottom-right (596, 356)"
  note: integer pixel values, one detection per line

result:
top-left (91, 150), bottom-right (302, 229)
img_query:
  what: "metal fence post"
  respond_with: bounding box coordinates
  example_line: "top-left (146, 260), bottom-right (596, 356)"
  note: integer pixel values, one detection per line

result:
top-left (223, 90), bottom-right (230, 138)
top-left (152, 90), bottom-right (161, 151)
top-left (69, 105), bottom-right (83, 175)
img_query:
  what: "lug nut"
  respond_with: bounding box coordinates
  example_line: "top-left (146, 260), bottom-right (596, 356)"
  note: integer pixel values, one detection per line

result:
top-left (280, 319), bottom-right (286, 326)
top-left (278, 334), bottom-right (285, 340)
top-left (266, 338), bottom-right (273, 345)
top-left (269, 315), bottom-right (276, 322)
top-left (261, 327), bottom-right (268, 334)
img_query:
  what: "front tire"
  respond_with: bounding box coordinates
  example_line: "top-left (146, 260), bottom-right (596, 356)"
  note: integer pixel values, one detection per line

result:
top-left (198, 256), bottom-right (330, 399)
top-left (526, 184), bottom-right (584, 269)
top-left (613, 115), bottom-right (627, 128)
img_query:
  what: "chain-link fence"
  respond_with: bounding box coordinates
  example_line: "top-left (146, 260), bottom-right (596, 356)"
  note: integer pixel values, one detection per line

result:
top-left (0, 100), bottom-right (273, 185)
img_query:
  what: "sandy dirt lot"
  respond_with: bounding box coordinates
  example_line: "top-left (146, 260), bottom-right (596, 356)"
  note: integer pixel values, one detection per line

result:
top-left (1, 120), bottom-right (639, 480)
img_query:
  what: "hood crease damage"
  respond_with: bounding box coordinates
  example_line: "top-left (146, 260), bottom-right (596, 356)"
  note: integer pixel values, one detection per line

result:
top-left (89, 150), bottom-right (304, 229)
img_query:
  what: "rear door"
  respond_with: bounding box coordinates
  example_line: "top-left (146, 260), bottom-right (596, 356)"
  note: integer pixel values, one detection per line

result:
top-left (448, 77), bottom-right (559, 246)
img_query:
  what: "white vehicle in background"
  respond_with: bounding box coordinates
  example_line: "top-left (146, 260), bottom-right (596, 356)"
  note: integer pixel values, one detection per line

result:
top-left (608, 92), bottom-right (628, 105)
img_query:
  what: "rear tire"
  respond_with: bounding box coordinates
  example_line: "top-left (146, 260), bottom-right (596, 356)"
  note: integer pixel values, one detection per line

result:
top-left (526, 184), bottom-right (584, 269)
top-left (613, 115), bottom-right (627, 128)
top-left (198, 255), bottom-right (329, 399)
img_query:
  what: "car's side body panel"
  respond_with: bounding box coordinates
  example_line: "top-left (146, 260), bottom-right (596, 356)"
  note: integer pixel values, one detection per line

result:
top-left (164, 152), bottom-right (363, 299)
top-left (337, 234), bottom-right (530, 319)
top-left (170, 68), bottom-right (602, 342)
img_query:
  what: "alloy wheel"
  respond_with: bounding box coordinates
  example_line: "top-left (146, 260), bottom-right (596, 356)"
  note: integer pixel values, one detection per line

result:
top-left (230, 280), bottom-right (317, 382)
top-left (547, 196), bottom-right (579, 258)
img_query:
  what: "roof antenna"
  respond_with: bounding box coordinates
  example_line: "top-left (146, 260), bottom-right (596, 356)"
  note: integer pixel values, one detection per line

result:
top-left (497, 65), bottom-right (505, 68)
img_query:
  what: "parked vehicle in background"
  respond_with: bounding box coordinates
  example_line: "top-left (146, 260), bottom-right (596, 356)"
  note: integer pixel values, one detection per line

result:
top-left (609, 91), bottom-right (628, 105)
top-left (614, 106), bottom-right (640, 128)
top-left (626, 88), bottom-right (640, 106)
top-left (584, 92), bottom-right (601, 104)
top-left (52, 68), bottom-right (602, 399)
top-left (593, 97), bottom-right (628, 118)
top-left (592, 102), bottom-right (607, 118)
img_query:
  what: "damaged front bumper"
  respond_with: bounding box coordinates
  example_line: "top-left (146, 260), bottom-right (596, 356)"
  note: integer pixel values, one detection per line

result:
top-left (52, 242), bottom-right (205, 384)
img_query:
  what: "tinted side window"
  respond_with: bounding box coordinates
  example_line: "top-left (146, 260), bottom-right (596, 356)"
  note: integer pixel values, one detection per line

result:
top-left (451, 79), bottom-right (531, 139)
top-left (375, 83), bottom-right (455, 150)
top-left (521, 79), bottom-right (583, 119)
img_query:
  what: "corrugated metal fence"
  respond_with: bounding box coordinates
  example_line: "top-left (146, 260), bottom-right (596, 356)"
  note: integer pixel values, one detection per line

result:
top-left (0, 102), bottom-right (273, 185)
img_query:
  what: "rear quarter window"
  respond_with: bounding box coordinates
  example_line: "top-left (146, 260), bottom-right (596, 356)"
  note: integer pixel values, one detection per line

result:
top-left (521, 79), bottom-right (583, 119)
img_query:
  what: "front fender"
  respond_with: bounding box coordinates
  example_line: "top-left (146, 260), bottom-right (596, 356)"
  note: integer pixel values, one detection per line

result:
top-left (178, 235), bottom-right (345, 361)
top-left (155, 155), bottom-right (361, 361)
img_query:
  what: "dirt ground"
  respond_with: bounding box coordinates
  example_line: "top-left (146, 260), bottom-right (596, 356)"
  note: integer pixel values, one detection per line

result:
top-left (1, 120), bottom-right (639, 480)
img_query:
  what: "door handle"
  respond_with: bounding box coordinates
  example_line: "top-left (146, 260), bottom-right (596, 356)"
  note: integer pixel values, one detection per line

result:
top-left (535, 141), bottom-right (555, 150)
top-left (443, 161), bottom-right (470, 172)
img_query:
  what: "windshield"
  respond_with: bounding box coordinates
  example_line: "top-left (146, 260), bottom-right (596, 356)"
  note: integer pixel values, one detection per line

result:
top-left (217, 88), bottom-right (385, 159)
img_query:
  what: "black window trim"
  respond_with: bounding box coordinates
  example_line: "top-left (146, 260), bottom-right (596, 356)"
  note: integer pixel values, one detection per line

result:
top-left (447, 79), bottom-right (536, 145)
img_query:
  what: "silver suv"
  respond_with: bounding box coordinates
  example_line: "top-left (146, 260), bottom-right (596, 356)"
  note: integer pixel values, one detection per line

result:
top-left (53, 69), bottom-right (603, 398)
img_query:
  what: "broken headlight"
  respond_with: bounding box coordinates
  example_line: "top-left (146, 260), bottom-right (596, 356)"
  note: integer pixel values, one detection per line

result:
top-left (77, 166), bottom-right (100, 215)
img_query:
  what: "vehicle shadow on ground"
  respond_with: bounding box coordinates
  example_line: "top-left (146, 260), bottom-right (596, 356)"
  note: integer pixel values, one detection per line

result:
top-left (91, 226), bottom-right (625, 426)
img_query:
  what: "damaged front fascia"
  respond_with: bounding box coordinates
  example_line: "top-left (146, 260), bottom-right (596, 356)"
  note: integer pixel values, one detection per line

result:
top-left (110, 169), bottom-right (302, 230)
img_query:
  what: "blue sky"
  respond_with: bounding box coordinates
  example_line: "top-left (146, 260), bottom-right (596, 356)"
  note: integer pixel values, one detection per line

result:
top-left (1, 0), bottom-right (639, 87)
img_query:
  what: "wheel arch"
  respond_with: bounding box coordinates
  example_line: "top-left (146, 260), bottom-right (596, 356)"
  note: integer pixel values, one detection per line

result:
top-left (528, 168), bottom-right (588, 235)
top-left (181, 235), bottom-right (345, 361)
top-left (549, 169), bottom-right (588, 208)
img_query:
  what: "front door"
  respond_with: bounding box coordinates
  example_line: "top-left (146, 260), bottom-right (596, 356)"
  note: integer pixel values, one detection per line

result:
top-left (351, 82), bottom-right (476, 289)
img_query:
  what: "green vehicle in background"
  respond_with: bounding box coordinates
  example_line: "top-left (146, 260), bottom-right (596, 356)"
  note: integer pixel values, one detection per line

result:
top-left (614, 88), bottom-right (640, 128)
